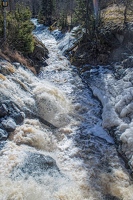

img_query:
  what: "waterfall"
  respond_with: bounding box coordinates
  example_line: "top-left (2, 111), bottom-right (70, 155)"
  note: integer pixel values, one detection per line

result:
top-left (0, 19), bottom-right (133, 200)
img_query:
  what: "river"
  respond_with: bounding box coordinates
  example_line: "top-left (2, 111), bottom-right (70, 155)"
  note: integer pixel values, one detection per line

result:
top-left (0, 19), bottom-right (133, 200)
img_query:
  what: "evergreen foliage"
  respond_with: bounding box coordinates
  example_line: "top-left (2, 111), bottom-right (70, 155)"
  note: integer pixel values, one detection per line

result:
top-left (0, 4), bottom-right (34, 54)
top-left (39, 0), bottom-right (54, 25)
top-left (0, 4), bottom-right (3, 38)
top-left (56, 0), bottom-right (71, 30)
top-left (58, 11), bottom-right (67, 30)
top-left (74, 0), bottom-right (86, 26)
top-left (74, 0), bottom-right (95, 35)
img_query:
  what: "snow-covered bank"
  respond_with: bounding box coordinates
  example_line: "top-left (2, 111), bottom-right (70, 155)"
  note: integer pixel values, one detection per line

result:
top-left (82, 65), bottom-right (133, 170)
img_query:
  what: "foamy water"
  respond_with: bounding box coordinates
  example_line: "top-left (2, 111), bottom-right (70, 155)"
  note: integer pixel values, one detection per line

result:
top-left (0, 19), bottom-right (133, 200)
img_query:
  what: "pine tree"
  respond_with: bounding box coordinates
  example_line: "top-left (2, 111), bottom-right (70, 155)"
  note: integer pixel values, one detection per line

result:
top-left (6, 4), bottom-right (35, 54)
top-left (74, 0), bottom-right (86, 26)
top-left (74, 0), bottom-right (95, 35)
top-left (0, 3), bottom-right (3, 38)
top-left (39, 0), bottom-right (54, 25)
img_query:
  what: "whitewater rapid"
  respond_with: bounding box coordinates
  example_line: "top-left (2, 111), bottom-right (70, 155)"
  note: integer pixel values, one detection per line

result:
top-left (0, 19), bottom-right (133, 200)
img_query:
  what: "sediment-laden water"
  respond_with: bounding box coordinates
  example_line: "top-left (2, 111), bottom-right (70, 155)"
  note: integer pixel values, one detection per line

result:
top-left (0, 19), bottom-right (133, 200)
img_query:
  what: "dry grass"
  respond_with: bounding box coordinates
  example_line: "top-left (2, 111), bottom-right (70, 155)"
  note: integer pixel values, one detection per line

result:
top-left (101, 4), bottom-right (133, 26)
top-left (101, 4), bottom-right (125, 27)
top-left (0, 49), bottom-right (10, 61)
top-left (0, 46), bottom-right (36, 74)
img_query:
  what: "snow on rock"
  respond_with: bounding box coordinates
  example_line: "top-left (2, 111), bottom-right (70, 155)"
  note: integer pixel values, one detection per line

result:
top-left (85, 66), bottom-right (133, 168)
top-left (102, 103), bottom-right (121, 128)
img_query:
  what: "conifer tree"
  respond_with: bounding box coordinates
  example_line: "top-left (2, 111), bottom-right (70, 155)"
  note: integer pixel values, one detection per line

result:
top-left (6, 4), bottom-right (34, 54)
top-left (0, 3), bottom-right (3, 38)
top-left (74, 0), bottom-right (86, 26)
top-left (39, 0), bottom-right (54, 25)
top-left (74, 0), bottom-right (95, 35)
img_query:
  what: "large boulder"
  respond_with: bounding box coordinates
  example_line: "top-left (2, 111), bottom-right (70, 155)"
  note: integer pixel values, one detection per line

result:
top-left (29, 38), bottom-right (49, 73)
top-left (2, 118), bottom-right (16, 132)
top-left (20, 153), bottom-right (59, 175)
top-left (33, 44), bottom-right (49, 61)
top-left (12, 152), bottom-right (60, 182)
top-left (32, 36), bottom-right (49, 61)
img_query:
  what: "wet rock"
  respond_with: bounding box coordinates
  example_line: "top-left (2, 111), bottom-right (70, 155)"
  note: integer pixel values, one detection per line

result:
top-left (33, 44), bottom-right (49, 61)
top-left (1, 101), bottom-right (25, 125)
top-left (0, 104), bottom-right (8, 117)
top-left (97, 54), bottom-right (109, 64)
top-left (29, 41), bottom-right (49, 73)
top-left (104, 194), bottom-right (121, 200)
top-left (12, 152), bottom-right (60, 181)
top-left (12, 112), bottom-right (25, 125)
top-left (0, 129), bottom-right (8, 140)
top-left (2, 118), bottom-right (16, 132)
top-left (122, 56), bottom-right (133, 68)
top-left (21, 153), bottom-right (59, 176)
top-left (80, 64), bottom-right (92, 73)
top-left (110, 47), bottom-right (127, 62)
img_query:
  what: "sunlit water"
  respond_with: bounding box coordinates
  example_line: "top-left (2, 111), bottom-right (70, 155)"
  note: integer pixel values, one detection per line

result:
top-left (0, 19), bottom-right (133, 200)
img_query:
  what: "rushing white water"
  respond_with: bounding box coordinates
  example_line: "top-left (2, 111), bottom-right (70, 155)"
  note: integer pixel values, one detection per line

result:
top-left (0, 19), bottom-right (133, 200)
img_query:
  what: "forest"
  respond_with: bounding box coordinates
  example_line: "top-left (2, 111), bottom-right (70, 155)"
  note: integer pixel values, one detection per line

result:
top-left (0, 0), bottom-right (133, 66)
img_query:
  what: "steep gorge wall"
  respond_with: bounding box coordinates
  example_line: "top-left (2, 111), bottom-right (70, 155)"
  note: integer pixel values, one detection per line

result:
top-left (71, 0), bottom-right (133, 66)
top-left (100, 1), bottom-right (133, 62)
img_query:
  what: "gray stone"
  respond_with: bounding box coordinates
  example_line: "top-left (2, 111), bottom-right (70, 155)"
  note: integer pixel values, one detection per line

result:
top-left (33, 44), bottom-right (49, 61)
top-left (122, 56), bottom-right (133, 68)
top-left (0, 129), bottom-right (8, 140)
top-left (0, 104), bottom-right (8, 117)
top-left (2, 118), bottom-right (16, 132)
top-left (21, 153), bottom-right (59, 176)
top-left (12, 112), bottom-right (25, 125)
top-left (12, 152), bottom-right (60, 181)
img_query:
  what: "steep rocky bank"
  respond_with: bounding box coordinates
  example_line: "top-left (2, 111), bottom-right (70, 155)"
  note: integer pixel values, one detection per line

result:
top-left (0, 36), bottom-right (49, 75)
top-left (70, 2), bottom-right (133, 67)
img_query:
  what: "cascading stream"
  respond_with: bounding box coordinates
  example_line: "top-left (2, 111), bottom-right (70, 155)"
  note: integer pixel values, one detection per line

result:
top-left (0, 19), bottom-right (133, 200)
top-left (32, 19), bottom-right (133, 199)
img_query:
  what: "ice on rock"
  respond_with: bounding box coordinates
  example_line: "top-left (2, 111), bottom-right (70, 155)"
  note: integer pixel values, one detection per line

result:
top-left (88, 67), bottom-right (133, 170)
top-left (102, 103), bottom-right (121, 128)
top-left (120, 102), bottom-right (133, 118)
